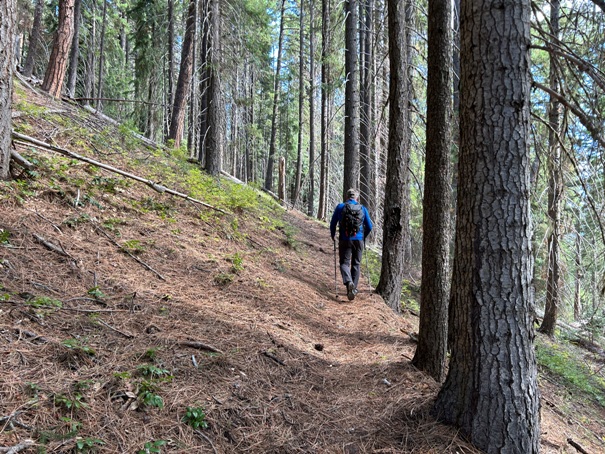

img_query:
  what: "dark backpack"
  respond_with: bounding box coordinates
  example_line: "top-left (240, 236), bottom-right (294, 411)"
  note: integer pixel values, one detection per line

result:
top-left (341, 202), bottom-right (364, 236)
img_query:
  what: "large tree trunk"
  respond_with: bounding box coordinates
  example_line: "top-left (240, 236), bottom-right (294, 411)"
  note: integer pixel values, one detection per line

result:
top-left (168, 0), bottom-right (197, 148)
top-left (375, 0), bottom-right (409, 313)
top-left (0, 0), bottom-right (15, 180)
top-left (411, 0), bottom-right (452, 383)
top-left (66, 0), bottom-right (82, 97)
top-left (264, 0), bottom-right (287, 191)
top-left (22, 0), bottom-right (44, 78)
top-left (42, 0), bottom-right (76, 98)
top-left (204, 0), bottom-right (222, 175)
top-left (343, 0), bottom-right (359, 196)
top-left (433, 1), bottom-right (540, 452)
top-left (539, 0), bottom-right (561, 337)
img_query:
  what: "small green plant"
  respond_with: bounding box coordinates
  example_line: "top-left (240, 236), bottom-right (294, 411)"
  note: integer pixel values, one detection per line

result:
top-left (137, 364), bottom-right (172, 380)
top-left (0, 228), bottom-right (10, 244)
top-left (74, 380), bottom-right (94, 392)
top-left (102, 217), bottom-right (126, 233)
top-left (229, 253), bottom-right (244, 273)
top-left (113, 371), bottom-right (132, 380)
top-left (63, 213), bottom-right (91, 228)
top-left (75, 437), bottom-right (104, 452)
top-left (138, 440), bottom-right (167, 454)
top-left (182, 406), bottom-right (209, 429)
top-left (87, 286), bottom-right (106, 299)
top-left (54, 393), bottom-right (88, 411)
top-left (214, 272), bottom-right (234, 287)
top-left (62, 338), bottom-right (96, 356)
top-left (27, 296), bottom-right (63, 309)
top-left (142, 347), bottom-right (161, 362)
top-left (121, 239), bottom-right (145, 254)
top-left (137, 381), bottom-right (164, 409)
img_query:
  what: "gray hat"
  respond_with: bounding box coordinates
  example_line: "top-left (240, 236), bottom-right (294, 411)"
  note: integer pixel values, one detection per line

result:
top-left (346, 188), bottom-right (359, 199)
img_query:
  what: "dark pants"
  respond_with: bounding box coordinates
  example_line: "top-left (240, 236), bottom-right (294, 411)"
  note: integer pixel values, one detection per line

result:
top-left (339, 239), bottom-right (364, 288)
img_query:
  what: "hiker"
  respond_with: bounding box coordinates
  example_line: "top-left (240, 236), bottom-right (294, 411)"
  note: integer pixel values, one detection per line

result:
top-left (330, 188), bottom-right (373, 301)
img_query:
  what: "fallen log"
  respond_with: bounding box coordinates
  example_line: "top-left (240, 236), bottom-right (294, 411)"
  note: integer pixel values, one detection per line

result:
top-left (12, 131), bottom-right (227, 214)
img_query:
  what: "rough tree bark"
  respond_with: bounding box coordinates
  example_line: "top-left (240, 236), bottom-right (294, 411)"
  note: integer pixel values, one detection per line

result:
top-left (375, 0), bottom-right (409, 313)
top-left (433, 1), bottom-right (540, 452)
top-left (294, 0), bottom-right (305, 205)
top-left (539, 0), bottom-right (562, 337)
top-left (204, 0), bottom-right (222, 175)
top-left (42, 0), bottom-right (76, 98)
top-left (22, 0), bottom-right (44, 78)
top-left (0, 0), bottom-right (15, 180)
top-left (66, 0), bottom-right (82, 97)
top-left (317, 0), bottom-right (332, 220)
top-left (343, 0), bottom-right (360, 196)
top-left (168, 0), bottom-right (197, 148)
top-left (411, 0), bottom-right (452, 382)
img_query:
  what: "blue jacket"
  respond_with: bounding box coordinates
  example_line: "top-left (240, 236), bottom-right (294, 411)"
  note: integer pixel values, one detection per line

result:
top-left (330, 199), bottom-right (373, 241)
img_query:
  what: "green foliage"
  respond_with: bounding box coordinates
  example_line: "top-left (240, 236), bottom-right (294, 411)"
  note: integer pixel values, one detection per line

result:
top-left (281, 225), bottom-right (298, 249)
top-left (182, 406), bottom-right (209, 430)
top-left (87, 287), bottom-right (106, 300)
top-left (229, 253), bottom-right (244, 273)
top-left (142, 347), bottom-right (161, 362)
top-left (75, 437), bottom-right (104, 452)
top-left (61, 338), bottom-right (96, 356)
top-left (0, 228), bottom-right (11, 244)
top-left (54, 393), bottom-right (88, 411)
top-left (101, 217), bottom-right (126, 233)
top-left (63, 213), bottom-right (91, 228)
top-left (138, 440), bottom-right (167, 454)
top-left (113, 371), bottom-right (132, 380)
top-left (120, 239), bottom-right (146, 254)
top-left (137, 381), bottom-right (164, 409)
top-left (27, 296), bottom-right (63, 309)
top-left (137, 364), bottom-right (172, 380)
top-left (536, 336), bottom-right (605, 407)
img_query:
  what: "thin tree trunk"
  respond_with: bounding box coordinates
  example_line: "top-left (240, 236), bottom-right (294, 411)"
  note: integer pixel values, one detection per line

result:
top-left (411, 0), bottom-right (452, 383)
top-left (433, 1), bottom-right (540, 452)
top-left (22, 0), bottom-right (44, 78)
top-left (375, 0), bottom-right (409, 313)
top-left (574, 232), bottom-right (582, 320)
top-left (307, 0), bottom-right (316, 216)
top-left (168, 0), bottom-right (197, 148)
top-left (197, 0), bottom-right (210, 164)
top-left (95, 0), bottom-right (107, 110)
top-left (264, 0), bottom-right (287, 191)
top-left (66, 0), bottom-right (82, 97)
top-left (343, 0), bottom-right (360, 196)
top-left (204, 0), bottom-right (222, 175)
top-left (42, 0), bottom-right (76, 98)
top-left (166, 0), bottom-right (175, 136)
top-left (0, 0), bottom-right (15, 180)
top-left (317, 0), bottom-right (331, 220)
top-left (83, 0), bottom-right (96, 103)
top-left (294, 0), bottom-right (305, 205)
top-left (359, 0), bottom-right (372, 210)
top-left (539, 0), bottom-right (561, 337)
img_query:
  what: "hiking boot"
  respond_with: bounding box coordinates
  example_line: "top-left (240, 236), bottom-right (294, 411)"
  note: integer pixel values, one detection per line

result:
top-left (347, 282), bottom-right (356, 301)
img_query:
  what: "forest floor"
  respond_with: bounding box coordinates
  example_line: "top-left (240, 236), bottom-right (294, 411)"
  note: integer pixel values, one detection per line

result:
top-left (1, 80), bottom-right (605, 453)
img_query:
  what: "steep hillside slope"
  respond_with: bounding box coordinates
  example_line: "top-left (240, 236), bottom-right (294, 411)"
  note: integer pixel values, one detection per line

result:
top-left (1, 81), bottom-right (604, 453)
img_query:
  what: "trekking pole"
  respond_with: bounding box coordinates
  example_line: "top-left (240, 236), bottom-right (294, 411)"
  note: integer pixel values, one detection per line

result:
top-left (364, 239), bottom-right (372, 294)
top-left (333, 239), bottom-right (338, 297)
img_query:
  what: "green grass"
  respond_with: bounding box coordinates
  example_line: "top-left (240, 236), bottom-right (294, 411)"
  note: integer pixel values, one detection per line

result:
top-left (536, 335), bottom-right (605, 408)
